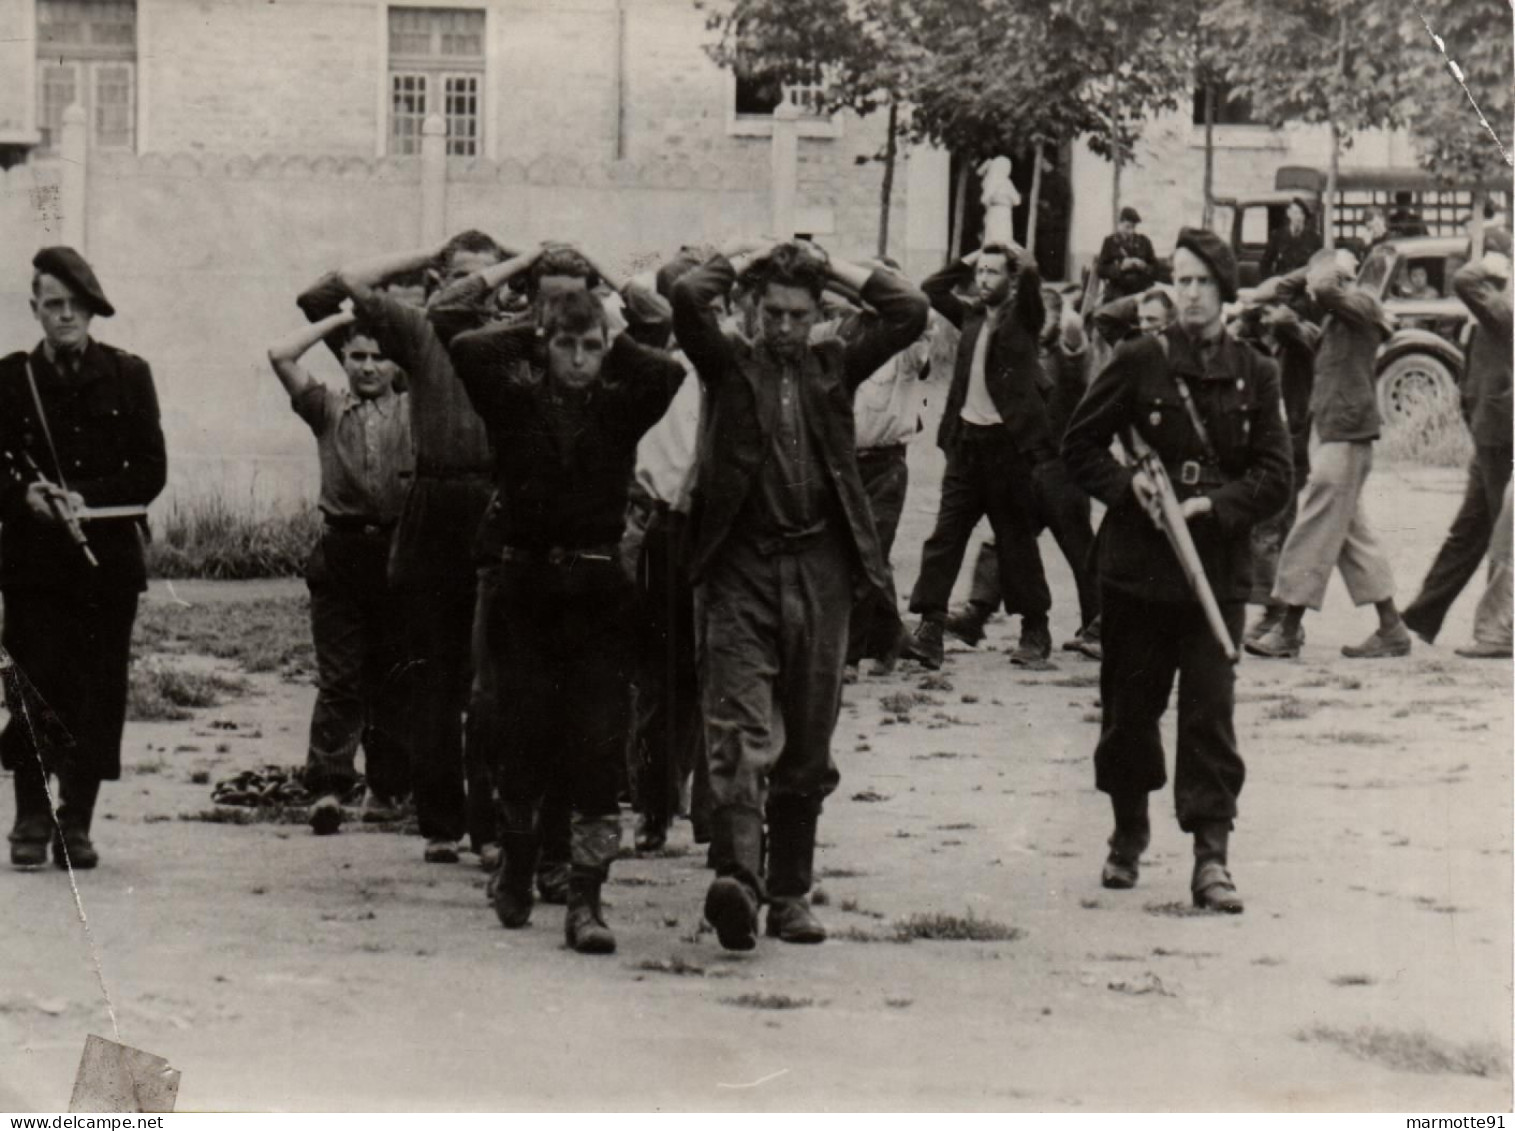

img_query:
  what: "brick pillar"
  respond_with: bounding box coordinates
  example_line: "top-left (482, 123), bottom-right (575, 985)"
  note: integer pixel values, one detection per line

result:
top-left (420, 113), bottom-right (447, 246)
top-left (770, 101), bottom-right (800, 239)
top-left (60, 102), bottom-right (87, 251)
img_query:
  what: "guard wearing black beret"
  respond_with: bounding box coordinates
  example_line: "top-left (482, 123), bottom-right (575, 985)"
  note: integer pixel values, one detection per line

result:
top-left (1062, 227), bottom-right (1293, 913)
top-left (1097, 205), bottom-right (1158, 299)
top-left (1, 246), bottom-right (166, 869)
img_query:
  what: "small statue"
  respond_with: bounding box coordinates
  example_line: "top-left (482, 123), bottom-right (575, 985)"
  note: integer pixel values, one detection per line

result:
top-left (978, 156), bottom-right (1020, 246)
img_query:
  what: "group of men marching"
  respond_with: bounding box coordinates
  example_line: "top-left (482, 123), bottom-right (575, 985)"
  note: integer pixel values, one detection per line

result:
top-left (3, 206), bottom-right (1509, 953)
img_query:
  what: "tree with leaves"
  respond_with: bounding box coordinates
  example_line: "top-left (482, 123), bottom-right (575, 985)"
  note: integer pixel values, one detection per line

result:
top-left (1204, 0), bottom-right (1406, 250)
top-left (1394, 0), bottom-right (1513, 257)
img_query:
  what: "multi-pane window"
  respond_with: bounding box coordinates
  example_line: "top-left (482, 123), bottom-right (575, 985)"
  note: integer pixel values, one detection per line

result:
top-left (35, 0), bottom-right (137, 153)
top-left (388, 7), bottom-right (485, 157)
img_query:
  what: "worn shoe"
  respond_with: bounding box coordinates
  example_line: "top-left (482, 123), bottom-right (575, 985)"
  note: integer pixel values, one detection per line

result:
top-left (423, 838), bottom-right (460, 864)
top-left (536, 861), bottom-right (571, 905)
top-left (766, 896), bottom-right (826, 943)
top-left (1245, 621), bottom-right (1304, 659)
top-left (871, 625), bottom-right (912, 677)
top-left (1244, 606), bottom-right (1284, 646)
top-left (53, 830), bottom-right (98, 871)
top-left (904, 618), bottom-right (945, 670)
top-left (564, 871), bottom-right (616, 955)
top-left (10, 838), bottom-right (48, 869)
top-left (1064, 626), bottom-right (1102, 661)
top-left (1191, 860), bottom-right (1245, 913)
top-left (1101, 849), bottom-right (1140, 890)
top-left (1455, 641), bottom-right (1514, 659)
top-left (360, 790), bottom-right (405, 823)
top-left (704, 875), bottom-right (760, 951)
top-left (635, 813), bottom-right (668, 853)
top-left (1341, 623), bottom-right (1412, 659)
top-left (308, 794), bottom-right (344, 836)
top-left (1009, 622), bottom-right (1053, 666)
top-left (943, 607), bottom-right (989, 648)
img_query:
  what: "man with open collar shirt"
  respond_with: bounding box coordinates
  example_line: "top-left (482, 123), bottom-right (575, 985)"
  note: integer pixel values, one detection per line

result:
top-left (903, 241), bottom-right (1058, 669)
top-left (672, 239), bottom-right (928, 952)
top-left (1, 247), bottom-right (167, 870)
top-left (439, 258), bottom-right (684, 956)
top-left (1063, 228), bottom-right (1292, 914)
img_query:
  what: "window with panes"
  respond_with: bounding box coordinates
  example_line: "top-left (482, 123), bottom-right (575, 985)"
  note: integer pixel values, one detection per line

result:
top-left (387, 7), bottom-right (485, 157)
top-left (35, 0), bottom-right (136, 153)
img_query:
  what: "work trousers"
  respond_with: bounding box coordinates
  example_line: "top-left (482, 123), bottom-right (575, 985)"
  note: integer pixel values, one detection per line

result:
top-left (960, 462), bottom-right (1099, 632)
top-left (1095, 585), bottom-right (1246, 831)
top-left (848, 445), bottom-right (909, 663)
top-left (1404, 444), bottom-right (1514, 642)
top-left (1272, 433), bottom-right (1395, 611)
top-left (700, 530), bottom-right (849, 818)
top-left (394, 474), bottom-right (493, 846)
top-left (2, 583), bottom-right (137, 842)
top-left (632, 509), bottom-right (705, 832)
top-left (1472, 481), bottom-right (1514, 648)
top-left (909, 424), bottom-right (1050, 623)
top-left (304, 527), bottom-right (410, 800)
top-left (485, 559), bottom-right (633, 855)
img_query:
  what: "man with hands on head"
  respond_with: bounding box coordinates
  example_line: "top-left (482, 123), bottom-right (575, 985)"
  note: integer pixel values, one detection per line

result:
top-left (672, 236), bottom-right (928, 953)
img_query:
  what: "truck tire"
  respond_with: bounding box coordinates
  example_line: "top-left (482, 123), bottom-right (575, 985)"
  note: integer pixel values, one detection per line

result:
top-left (1376, 352), bottom-right (1458, 427)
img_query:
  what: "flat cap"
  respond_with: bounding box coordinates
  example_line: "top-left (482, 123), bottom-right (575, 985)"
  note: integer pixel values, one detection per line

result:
top-left (32, 246), bottom-right (114, 317)
top-left (1120, 206), bottom-right (1141, 224)
top-left (1175, 227), bottom-right (1239, 303)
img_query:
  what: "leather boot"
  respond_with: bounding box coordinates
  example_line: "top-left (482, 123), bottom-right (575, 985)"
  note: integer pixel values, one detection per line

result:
top-left (1101, 793), bottom-right (1150, 890)
top-left (1191, 821), bottom-right (1244, 913)
top-left (9, 762), bottom-right (51, 869)
top-left (903, 616), bottom-right (945, 670)
top-left (564, 867), bottom-right (617, 954)
top-left (765, 795), bottom-right (825, 943)
top-left (53, 770), bottom-right (100, 870)
top-left (492, 830), bottom-right (540, 929)
top-left (704, 806), bottom-right (764, 951)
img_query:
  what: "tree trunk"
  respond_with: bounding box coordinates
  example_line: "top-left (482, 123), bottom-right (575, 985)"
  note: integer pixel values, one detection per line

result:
top-left (949, 160), bottom-right (971, 260)
top-left (1026, 138), bottom-right (1044, 256)
top-left (1323, 10), bottom-right (1347, 252)
top-left (1201, 83), bottom-right (1216, 229)
top-left (1471, 187), bottom-right (1488, 260)
top-left (876, 101), bottom-right (899, 258)
top-left (1110, 75), bottom-right (1123, 231)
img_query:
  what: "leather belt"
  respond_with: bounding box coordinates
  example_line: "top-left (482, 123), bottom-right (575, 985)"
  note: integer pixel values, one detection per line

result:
top-left (499, 543), bottom-right (620, 567)
top-left (748, 523), bottom-right (831, 557)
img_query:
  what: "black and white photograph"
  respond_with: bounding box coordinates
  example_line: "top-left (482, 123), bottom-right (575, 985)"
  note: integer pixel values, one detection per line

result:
top-left (0, 0), bottom-right (1511, 1114)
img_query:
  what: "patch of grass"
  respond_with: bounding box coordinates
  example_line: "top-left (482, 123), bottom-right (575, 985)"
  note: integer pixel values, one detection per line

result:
top-left (1144, 901), bottom-right (1219, 919)
top-left (1299, 673), bottom-right (1363, 691)
top-left (127, 663), bottom-right (249, 722)
top-left (1319, 730), bottom-right (1393, 746)
top-left (832, 925), bottom-right (910, 944)
top-left (1047, 674), bottom-right (1100, 688)
top-left (839, 898), bottom-right (886, 919)
top-left (1298, 1025), bottom-right (1506, 1077)
top-left (633, 956), bottom-right (706, 977)
top-left (884, 997), bottom-right (913, 1009)
top-left (850, 789), bottom-right (890, 803)
top-left (720, 993), bottom-right (815, 1010)
top-left (911, 750), bottom-right (975, 761)
top-left (878, 690), bottom-right (939, 716)
top-left (1263, 696), bottom-right (1315, 721)
top-left (917, 674), bottom-right (954, 692)
top-left (1378, 387), bottom-right (1475, 469)
top-left (1330, 973), bottom-right (1376, 987)
top-left (135, 595), bottom-right (313, 678)
top-left (817, 866), bottom-right (866, 879)
top-left (148, 495), bottom-right (321, 580)
top-left (892, 910), bottom-right (1022, 942)
top-left (179, 807), bottom-right (308, 826)
top-left (935, 822), bottom-right (976, 831)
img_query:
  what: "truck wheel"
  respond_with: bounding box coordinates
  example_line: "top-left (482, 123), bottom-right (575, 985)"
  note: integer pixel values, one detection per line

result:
top-left (1376, 353), bottom-right (1457, 427)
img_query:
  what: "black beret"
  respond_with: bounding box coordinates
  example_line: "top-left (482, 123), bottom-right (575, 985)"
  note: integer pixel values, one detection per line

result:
top-left (1174, 227), bottom-right (1239, 304)
top-left (1120, 206), bottom-right (1141, 224)
top-left (32, 246), bottom-right (114, 317)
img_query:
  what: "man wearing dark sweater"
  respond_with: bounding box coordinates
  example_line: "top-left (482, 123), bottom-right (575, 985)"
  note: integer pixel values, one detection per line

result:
top-left (672, 240), bottom-right (928, 952)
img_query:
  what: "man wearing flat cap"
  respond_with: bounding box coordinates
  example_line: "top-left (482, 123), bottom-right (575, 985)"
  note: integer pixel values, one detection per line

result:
top-left (1, 247), bottom-right (167, 870)
top-left (1097, 207), bottom-right (1158, 299)
top-left (1063, 228), bottom-right (1293, 914)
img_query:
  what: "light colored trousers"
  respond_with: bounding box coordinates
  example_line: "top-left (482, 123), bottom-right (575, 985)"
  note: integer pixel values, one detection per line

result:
top-left (1472, 481), bottom-right (1513, 647)
top-left (1272, 431), bottom-right (1395, 611)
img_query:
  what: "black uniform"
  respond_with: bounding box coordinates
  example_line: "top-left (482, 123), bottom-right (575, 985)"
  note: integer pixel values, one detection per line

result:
top-left (1062, 324), bottom-right (1291, 829)
top-left (0, 341), bottom-right (167, 848)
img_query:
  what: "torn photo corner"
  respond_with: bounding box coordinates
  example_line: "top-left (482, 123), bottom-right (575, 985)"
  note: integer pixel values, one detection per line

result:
top-left (68, 1035), bottom-right (180, 1114)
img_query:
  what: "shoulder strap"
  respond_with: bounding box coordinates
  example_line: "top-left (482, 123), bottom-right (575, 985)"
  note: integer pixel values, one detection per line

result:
top-left (1155, 331), bottom-right (1220, 464)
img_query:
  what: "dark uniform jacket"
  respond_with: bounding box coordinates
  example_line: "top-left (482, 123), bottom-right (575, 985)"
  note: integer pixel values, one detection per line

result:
top-left (1452, 260), bottom-right (1513, 449)
top-left (1259, 225), bottom-right (1322, 281)
top-left (924, 257), bottom-right (1053, 462)
top-left (1097, 232), bottom-right (1158, 298)
top-left (0, 341), bottom-right (167, 592)
top-left (671, 255), bottom-right (928, 591)
top-left (1062, 324), bottom-right (1293, 604)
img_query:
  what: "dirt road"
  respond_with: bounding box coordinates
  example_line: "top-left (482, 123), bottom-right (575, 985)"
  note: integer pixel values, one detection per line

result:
top-left (1, 455), bottom-right (1510, 1112)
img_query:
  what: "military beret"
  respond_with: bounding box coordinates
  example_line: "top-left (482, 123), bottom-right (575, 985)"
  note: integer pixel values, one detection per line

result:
top-left (1120, 206), bottom-right (1141, 224)
top-left (32, 246), bottom-right (114, 317)
top-left (1175, 227), bottom-right (1239, 304)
